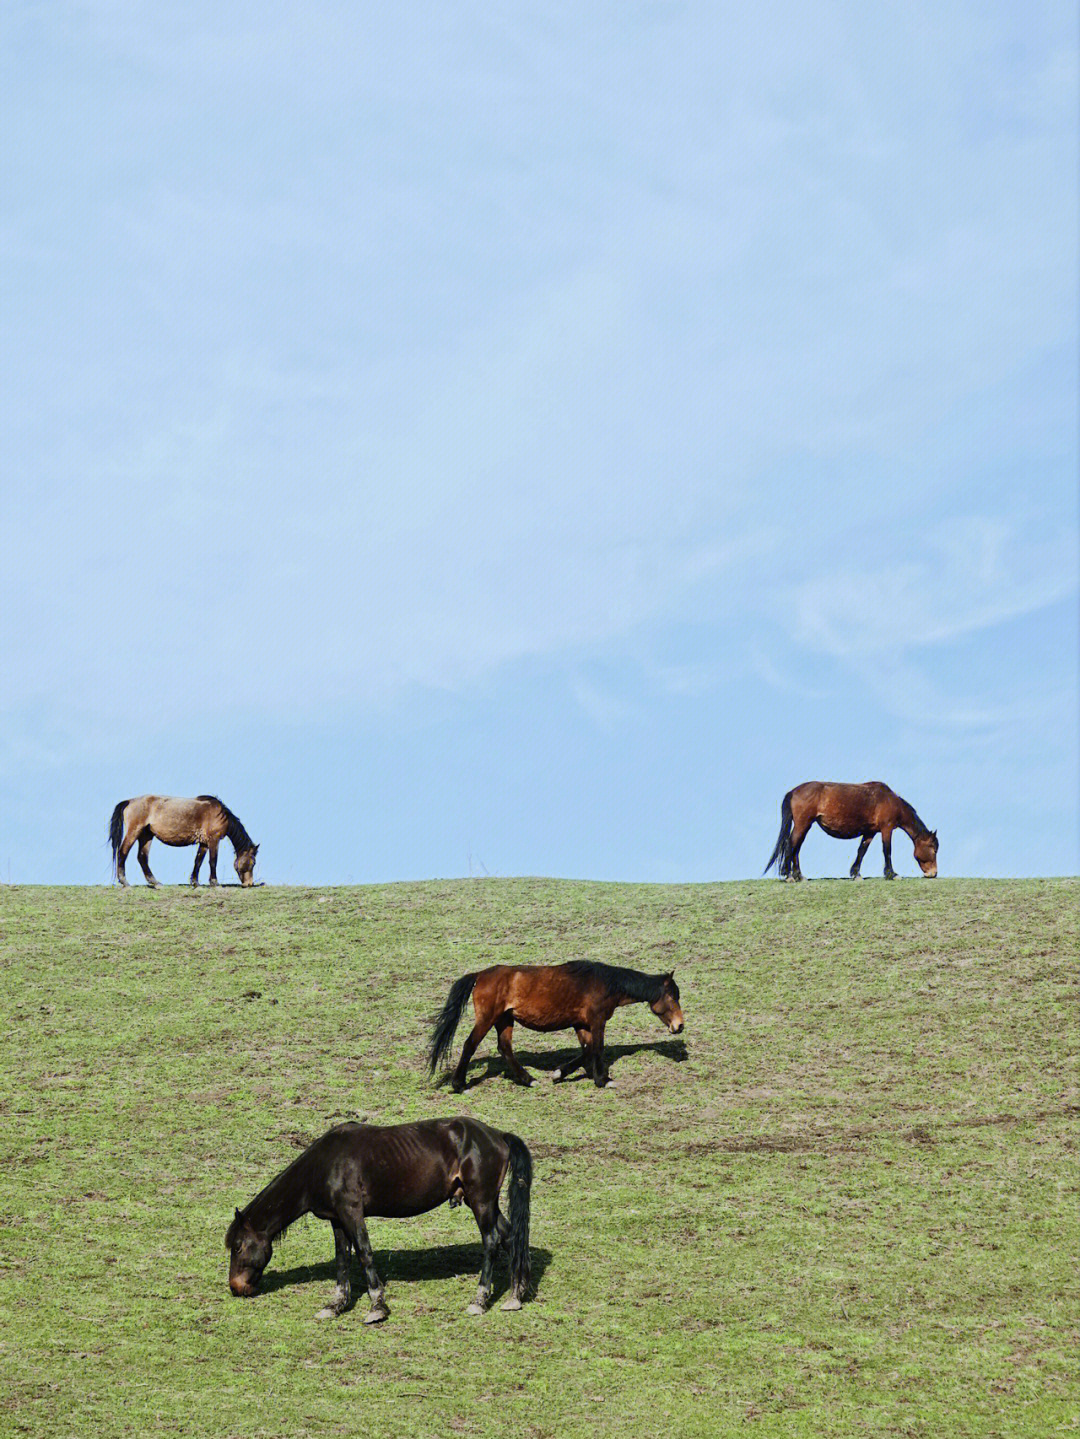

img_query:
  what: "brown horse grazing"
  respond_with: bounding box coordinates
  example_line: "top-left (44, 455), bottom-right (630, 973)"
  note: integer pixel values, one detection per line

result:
top-left (765, 780), bottom-right (938, 882)
top-left (108, 794), bottom-right (258, 887)
top-left (428, 960), bottom-right (684, 1091)
top-left (226, 1118), bottom-right (533, 1323)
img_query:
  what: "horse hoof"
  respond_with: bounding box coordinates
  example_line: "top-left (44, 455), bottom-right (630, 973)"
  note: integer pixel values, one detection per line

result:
top-left (315, 1307), bottom-right (340, 1320)
top-left (466, 1302), bottom-right (486, 1316)
top-left (500, 1296), bottom-right (522, 1311)
top-left (363, 1307), bottom-right (389, 1325)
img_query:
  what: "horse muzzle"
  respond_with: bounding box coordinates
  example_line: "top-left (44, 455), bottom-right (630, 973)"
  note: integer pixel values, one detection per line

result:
top-left (669, 1019), bottom-right (684, 1034)
top-left (229, 1275), bottom-right (260, 1297)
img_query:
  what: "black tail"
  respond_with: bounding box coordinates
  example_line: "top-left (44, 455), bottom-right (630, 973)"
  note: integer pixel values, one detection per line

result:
top-left (764, 790), bottom-right (794, 877)
top-left (504, 1132), bottom-right (532, 1299)
top-left (108, 801), bottom-right (128, 877)
top-left (427, 972), bottom-right (478, 1074)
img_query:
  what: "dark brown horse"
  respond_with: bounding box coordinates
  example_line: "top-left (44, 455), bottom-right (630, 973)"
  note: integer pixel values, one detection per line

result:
top-left (428, 960), bottom-right (684, 1091)
top-left (108, 794), bottom-right (258, 887)
top-left (226, 1118), bottom-right (532, 1323)
top-left (765, 780), bottom-right (938, 881)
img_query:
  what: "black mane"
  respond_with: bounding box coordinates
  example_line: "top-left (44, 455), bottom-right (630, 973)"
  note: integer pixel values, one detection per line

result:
top-left (562, 960), bottom-right (672, 1004)
top-left (199, 794), bottom-right (255, 852)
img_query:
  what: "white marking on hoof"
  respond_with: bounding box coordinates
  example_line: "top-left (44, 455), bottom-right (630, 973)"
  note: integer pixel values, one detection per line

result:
top-left (363, 1306), bottom-right (389, 1324)
top-left (316, 1306), bottom-right (339, 1319)
top-left (466, 1301), bottom-right (486, 1315)
top-left (500, 1295), bottom-right (522, 1311)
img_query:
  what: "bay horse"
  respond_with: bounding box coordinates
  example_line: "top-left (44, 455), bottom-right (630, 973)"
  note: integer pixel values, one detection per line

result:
top-left (226, 1117), bottom-right (532, 1323)
top-left (428, 960), bottom-right (684, 1091)
top-left (765, 780), bottom-right (938, 882)
top-left (108, 794), bottom-right (258, 887)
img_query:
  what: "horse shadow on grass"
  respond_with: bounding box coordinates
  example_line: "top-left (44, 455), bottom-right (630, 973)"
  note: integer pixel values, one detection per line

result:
top-left (260, 1241), bottom-right (552, 1307)
top-left (448, 1036), bottom-right (689, 1090)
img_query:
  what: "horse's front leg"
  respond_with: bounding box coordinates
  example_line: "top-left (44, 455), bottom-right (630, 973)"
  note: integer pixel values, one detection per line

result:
top-left (495, 1015), bottom-right (532, 1086)
top-left (850, 834), bottom-right (873, 879)
top-left (316, 1223), bottom-right (353, 1319)
top-left (207, 841), bottom-right (219, 886)
top-left (881, 828), bottom-right (896, 880)
top-left (190, 844), bottom-right (207, 887)
top-left (341, 1213), bottom-right (388, 1323)
top-left (589, 1021), bottom-right (611, 1087)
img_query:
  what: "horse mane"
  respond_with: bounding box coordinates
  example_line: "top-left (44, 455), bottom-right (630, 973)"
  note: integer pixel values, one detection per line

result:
top-left (897, 795), bottom-right (931, 837)
top-left (563, 960), bottom-right (670, 1004)
top-left (198, 795), bottom-right (255, 852)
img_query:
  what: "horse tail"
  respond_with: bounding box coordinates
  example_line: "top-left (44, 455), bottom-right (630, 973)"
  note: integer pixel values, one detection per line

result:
top-left (503, 1132), bottom-right (533, 1299)
top-left (764, 790), bottom-right (794, 877)
top-left (108, 801), bottom-right (128, 877)
top-left (427, 971), bottom-right (478, 1074)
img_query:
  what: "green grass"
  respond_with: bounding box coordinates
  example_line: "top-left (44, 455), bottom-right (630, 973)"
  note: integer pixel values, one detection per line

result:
top-left (1, 878), bottom-right (1077, 1438)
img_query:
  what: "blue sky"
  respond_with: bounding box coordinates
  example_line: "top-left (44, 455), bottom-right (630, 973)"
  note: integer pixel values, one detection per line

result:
top-left (2, 2), bottom-right (1076, 885)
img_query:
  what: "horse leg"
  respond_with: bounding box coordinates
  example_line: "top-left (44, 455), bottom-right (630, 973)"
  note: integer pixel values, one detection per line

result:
top-left (116, 833), bottom-right (135, 887)
top-left (466, 1198), bottom-right (502, 1315)
top-left (553, 1026), bottom-right (592, 1083)
top-left (190, 844), bottom-right (207, 887)
top-left (340, 1211), bottom-right (388, 1323)
top-left (588, 1021), bottom-right (611, 1088)
top-left (788, 818), bottom-right (812, 881)
top-left (207, 841), bottom-right (219, 886)
top-left (450, 1018), bottom-right (493, 1093)
top-left (316, 1223), bottom-right (353, 1319)
top-left (495, 1016), bottom-right (532, 1086)
top-left (136, 830), bottom-right (158, 888)
top-left (881, 827), bottom-right (896, 880)
top-left (850, 834), bottom-right (873, 879)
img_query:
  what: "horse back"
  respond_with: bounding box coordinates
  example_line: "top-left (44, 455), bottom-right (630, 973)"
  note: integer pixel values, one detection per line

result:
top-left (799, 780), bottom-right (900, 835)
top-left (473, 963), bottom-right (600, 1032)
top-left (140, 795), bottom-right (226, 845)
top-left (322, 1119), bottom-right (506, 1219)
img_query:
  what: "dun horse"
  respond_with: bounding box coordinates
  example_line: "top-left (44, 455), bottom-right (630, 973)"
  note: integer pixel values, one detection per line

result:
top-left (765, 781), bottom-right (938, 881)
top-left (226, 1118), bottom-right (533, 1323)
top-left (108, 794), bottom-right (258, 887)
top-left (429, 960), bottom-right (684, 1091)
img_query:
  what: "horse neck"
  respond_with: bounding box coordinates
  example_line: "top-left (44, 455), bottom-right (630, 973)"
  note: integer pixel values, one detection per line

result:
top-left (896, 797), bottom-right (929, 839)
top-left (245, 1163), bottom-right (309, 1239)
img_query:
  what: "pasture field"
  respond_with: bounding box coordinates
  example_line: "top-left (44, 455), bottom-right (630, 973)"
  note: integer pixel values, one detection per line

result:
top-left (1, 877), bottom-right (1077, 1438)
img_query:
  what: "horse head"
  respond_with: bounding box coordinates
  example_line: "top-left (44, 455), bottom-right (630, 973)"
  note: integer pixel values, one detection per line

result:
top-left (225, 1208), bottom-right (272, 1296)
top-left (914, 830), bottom-right (938, 877)
top-left (651, 972), bottom-right (684, 1034)
top-left (234, 844), bottom-right (259, 887)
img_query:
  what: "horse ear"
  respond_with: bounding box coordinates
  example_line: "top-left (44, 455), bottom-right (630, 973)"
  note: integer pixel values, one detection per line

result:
top-left (931, 831), bottom-right (937, 840)
top-left (235, 1207), bottom-right (243, 1222)
top-left (666, 970), bottom-right (675, 980)
top-left (253, 844), bottom-right (260, 854)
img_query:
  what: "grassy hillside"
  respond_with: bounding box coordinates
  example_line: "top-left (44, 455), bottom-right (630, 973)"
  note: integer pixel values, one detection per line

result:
top-left (1, 878), bottom-right (1076, 1438)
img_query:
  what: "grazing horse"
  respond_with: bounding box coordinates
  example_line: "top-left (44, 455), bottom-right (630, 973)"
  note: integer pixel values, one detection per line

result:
top-left (226, 1118), bottom-right (533, 1323)
top-left (765, 780), bottom-right (938, 882)
top-left (429, 960), bottom-right (684, 1091)
top-left (108, 794), bottom-right (258, 887)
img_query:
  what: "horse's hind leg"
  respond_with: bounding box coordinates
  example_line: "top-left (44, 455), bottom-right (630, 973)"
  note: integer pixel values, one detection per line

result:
top-left (116, 833), bottom-right (135, 887)
top-left (190, 844), bottom-right (207, 886)
top-left (495, 1016), bottom-right (532, 1086)
top-left (850, 834), bottom-right (873, 879)
top-left (554, 1026), bottom-right (592, 1083)
top-left (788, 818), bottom-right (812, 881)
top-left (136, 831), bottom-right (158, 887)
top-left (316, 1223), bottom-right (353, 1319)
top-left (451, 1018), bottom-right (494, 1093)
top-left (466, 1198), bottom-right (502, 1315)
